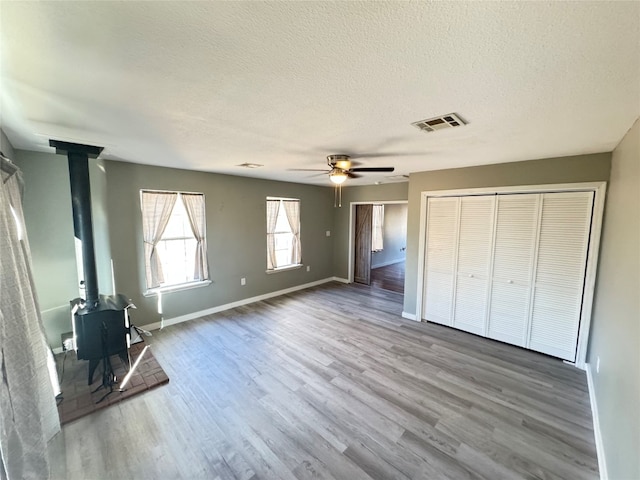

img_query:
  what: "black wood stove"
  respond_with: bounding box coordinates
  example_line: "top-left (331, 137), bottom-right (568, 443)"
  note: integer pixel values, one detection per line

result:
top-left (50, 140), bottom-right (134, 390)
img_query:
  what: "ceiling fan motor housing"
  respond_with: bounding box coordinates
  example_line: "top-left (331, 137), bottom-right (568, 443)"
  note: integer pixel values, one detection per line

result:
top-left (327, 154), bottom-right (351, 170)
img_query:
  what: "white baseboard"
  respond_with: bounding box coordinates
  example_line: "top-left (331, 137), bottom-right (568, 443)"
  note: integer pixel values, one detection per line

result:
top-left (586, 363), bottom-right (608, 480)
top-left (371, 259), bottom-right (405, 269)
top-left (401, 311), bottom-right (418, 321)
top-left (141, 277), bottom-right (343, 331)
top-left (332, 276), bottom-right (350, 284)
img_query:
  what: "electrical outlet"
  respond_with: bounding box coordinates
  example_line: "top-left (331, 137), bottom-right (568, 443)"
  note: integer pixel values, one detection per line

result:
top-left (596, 356), bottom-right (600, 373)
top-left (61, 332), bottom-right (73, 352)
top-left (306, 266), bottom-right (310, 272)
top-left (241, 278), bottom-right (246, 286)
top-left (326, 230), bottom-right (331, 237)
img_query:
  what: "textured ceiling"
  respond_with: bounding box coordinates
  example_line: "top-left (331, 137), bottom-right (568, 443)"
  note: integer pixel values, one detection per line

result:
top-left (1, 1), bottom-right (639, 186)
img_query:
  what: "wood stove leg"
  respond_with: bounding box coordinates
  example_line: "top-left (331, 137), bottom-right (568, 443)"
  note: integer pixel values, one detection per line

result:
top-left (88, 358), bottom-right (101, 385)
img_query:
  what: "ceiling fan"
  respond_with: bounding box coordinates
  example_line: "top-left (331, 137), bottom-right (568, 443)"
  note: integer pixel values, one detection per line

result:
top-left (292, 154), bottom-right (395, 207)
top-left (293, 154), bottom-right (395, 185)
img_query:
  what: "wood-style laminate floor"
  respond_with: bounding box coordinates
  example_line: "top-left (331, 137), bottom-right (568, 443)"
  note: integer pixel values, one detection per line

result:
top-left (49, 282), bottom-right (598, 480)
top-left (370, 262), bottom-right (405, 294)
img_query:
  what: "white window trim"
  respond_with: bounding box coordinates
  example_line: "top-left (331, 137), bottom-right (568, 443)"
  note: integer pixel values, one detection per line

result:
top-left (265, 264), bottom-right (303, 274)
top-left (144, 279), bottom-right (212, 297)
top-left (266, 196), bottom-right (301, 271)
top-left (140, 188), bottom-right (209, 292)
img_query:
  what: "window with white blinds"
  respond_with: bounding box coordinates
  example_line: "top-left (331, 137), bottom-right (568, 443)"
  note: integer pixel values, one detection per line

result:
top-left (422, 190), bottom-right (595, 361)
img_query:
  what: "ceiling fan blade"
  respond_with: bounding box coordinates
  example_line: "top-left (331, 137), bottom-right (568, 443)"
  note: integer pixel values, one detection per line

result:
top-left (348, 152), bottom-right (422, 159)
top-left (349, 167), bottom-right (395, 173)
top-left (347, 172), bottom-right (362, 179)
top-left (289, 168), bottom-right (330, 172)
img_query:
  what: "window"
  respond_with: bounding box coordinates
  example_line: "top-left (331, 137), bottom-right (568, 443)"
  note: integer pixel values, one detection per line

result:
top-left (141, 190), bottom-right (209, 292)
top-left (266, 197), bottom-right (301, 271)
top-left (372, 204), bottom-right (384, 252)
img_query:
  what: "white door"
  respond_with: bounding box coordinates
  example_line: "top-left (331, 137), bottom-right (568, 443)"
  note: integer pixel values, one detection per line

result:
top-left (423, 197), bottom-right (459, 325)
top-left (528, 192), bottom-right (594, 361)
top-left (453, 196), bottom-right (495, 336)
top-left (486, 194), bottom-right (541, 346)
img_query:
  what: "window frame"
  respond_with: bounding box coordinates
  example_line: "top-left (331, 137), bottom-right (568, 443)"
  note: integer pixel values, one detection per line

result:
top-left (266, 196), bottom-right (302, 273)
top-left (140, 189), bottom-right (211, 296)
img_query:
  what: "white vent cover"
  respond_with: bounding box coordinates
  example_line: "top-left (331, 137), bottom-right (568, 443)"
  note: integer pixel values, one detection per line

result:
top-left (412, 113), bottom-right (466, 133)
top-left (237, 162), bottom-right (263, 169)
top-left (386, 175), bottom-right (409, 181)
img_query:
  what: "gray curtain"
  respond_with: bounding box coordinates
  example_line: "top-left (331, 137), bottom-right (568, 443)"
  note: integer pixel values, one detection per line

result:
top-left (283, 200), bottom-right (301, 265)
top-left (182, 193), bottom-right (209, 281)
top-left (266, 199), bottom-right (280, 270)
top-left (1, 155), bottom-right (60, 479)
top-left (141, 191), bottom-right (177, 289)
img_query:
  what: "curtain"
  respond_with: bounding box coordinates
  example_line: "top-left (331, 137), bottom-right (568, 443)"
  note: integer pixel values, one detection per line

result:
top-left (266, 200), bottom-right (280, 270)
top-left (141, 191), bottom-right (177, 289)
top-left (181, 193), bottom-right (209, 281)
top-left (283, 200), bottom-right (301, 265)
top-left (1, 155), bottom-right (60, 479)
top-left (372, 204), bottom-right (384, 252)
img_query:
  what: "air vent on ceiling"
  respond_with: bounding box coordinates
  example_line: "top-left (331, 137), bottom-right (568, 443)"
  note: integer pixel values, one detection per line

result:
top-left (237, 163), bottom-right (263, 169)
top-left (412, 113), bottom-right (466, 133)
top-left (386, 175), bottom-right (409, 182)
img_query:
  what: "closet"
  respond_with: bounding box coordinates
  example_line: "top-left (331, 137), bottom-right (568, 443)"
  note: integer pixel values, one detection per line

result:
top-left (422, 190), bottom-right (595, 362)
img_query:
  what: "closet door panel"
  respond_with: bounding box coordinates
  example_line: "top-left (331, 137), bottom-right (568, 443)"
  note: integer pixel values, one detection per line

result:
top-left (423, 197), bottom-right (458, 325)
top-left (454, 276), bottom-right (489, 335)
top-left (487, 194), bottom-right (539, 346)
top-left (487, 282), bottom-right (530, 346)
top-left (453, 196), bottom-right (495, 335)
top-left (529, 192), bottom-right (594, 361)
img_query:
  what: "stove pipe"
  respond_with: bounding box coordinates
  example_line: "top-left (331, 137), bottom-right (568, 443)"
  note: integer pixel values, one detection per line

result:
top-left (49, 140), bottom-right (104, 309)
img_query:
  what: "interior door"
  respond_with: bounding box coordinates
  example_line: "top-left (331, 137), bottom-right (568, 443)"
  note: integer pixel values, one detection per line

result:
top-left (452, 196), bottom-right (495, 336)
top-left (487, 194), bottom-right (540, 347)
top-left (354, 204), bottom-right (372, 285)
top-left (423, 197), bottom-right (459, 325)
top-left (528, 191), bottom-right (594, 361)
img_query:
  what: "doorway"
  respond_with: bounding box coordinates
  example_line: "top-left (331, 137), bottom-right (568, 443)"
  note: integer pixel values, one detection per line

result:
top-left (351, 201), bottom-right (407, 294)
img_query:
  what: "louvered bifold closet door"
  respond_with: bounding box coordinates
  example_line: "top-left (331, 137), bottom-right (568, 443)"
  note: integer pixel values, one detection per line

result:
top-left (529, 192), bottom-right (594, 361)
top-left (453, 196), bottom-right (495, 335)
top-left (423, 197), bottom-right (459, 325)
top-left (487, 194), bottom-right (539, 347)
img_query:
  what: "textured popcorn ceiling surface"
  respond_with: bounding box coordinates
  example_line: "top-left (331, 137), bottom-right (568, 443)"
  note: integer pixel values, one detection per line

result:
top-left (1, 1), bottom-right (638, 185)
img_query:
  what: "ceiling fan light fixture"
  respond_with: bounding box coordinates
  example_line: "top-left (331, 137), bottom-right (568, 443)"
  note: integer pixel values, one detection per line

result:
top-left (329, 169), bottom-right (348, 184)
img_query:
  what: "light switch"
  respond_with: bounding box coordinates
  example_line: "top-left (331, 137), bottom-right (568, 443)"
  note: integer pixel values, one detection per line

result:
top-left (241, 278), bottom-right (246, 286)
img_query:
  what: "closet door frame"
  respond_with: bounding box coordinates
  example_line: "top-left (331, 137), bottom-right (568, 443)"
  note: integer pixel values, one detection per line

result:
top-left (415, 182), bottom-right (607, 369)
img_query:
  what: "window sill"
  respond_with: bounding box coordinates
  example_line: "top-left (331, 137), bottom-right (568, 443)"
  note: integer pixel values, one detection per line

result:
top-left (266, 264), bottom-right (303, 274)
top-left (144, 280), bottom-right (211, 297)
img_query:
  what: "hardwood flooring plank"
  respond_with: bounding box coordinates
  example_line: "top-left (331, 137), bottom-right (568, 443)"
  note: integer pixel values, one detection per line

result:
top-left (48, 282), bottom-right (598, 480)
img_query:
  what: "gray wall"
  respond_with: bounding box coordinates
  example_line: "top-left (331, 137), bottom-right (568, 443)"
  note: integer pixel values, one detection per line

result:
top-left (332, 182), bottom-right (409, 279)
top-left (105, 160), bottom-right (334, 327)
top-left (371, 203), bottom-right (407, 268)
top-left (13, 151), bottom-right (79, 347)
top-left (1, 129), bottom-right (16, 159)
top-left (588, 119), bottom-right (639, 480)
top-left (403, 153), bottom-right (612, 316)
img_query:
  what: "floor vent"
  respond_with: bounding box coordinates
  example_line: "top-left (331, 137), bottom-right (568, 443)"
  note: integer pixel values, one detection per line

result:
top-left (412, 113), bottom-right (466, 133)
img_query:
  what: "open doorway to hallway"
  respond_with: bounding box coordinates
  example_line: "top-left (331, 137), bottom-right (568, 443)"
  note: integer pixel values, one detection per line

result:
top-left (352, 202), bottom-right (407, 294)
